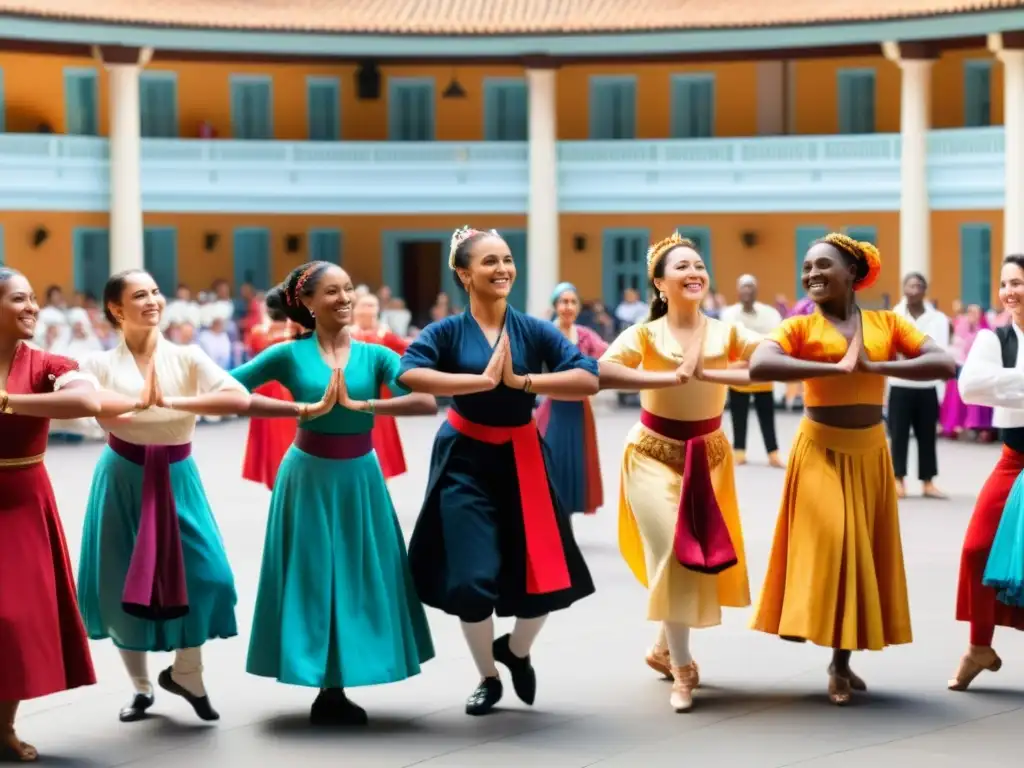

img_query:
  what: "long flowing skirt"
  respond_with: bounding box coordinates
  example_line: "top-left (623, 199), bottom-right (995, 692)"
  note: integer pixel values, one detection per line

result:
top-left (957, 446), bottom-right (1024, 632)
top-left (242, 381), bottom-right (297, 490)
top-left (77, 447), bottom-right (238, 652)
top-left (536, 398), bottom-right (603, 514)
top-left (940, 380), bottom-right (993, 435)
top-left (247, 444), bottom-right (434, 688)
top-left (751, 419), bottom-right (911, 650)
top-left (0, 464), bottom-right (95, 700)
top-left (617, 422), bottom-right (749, 627)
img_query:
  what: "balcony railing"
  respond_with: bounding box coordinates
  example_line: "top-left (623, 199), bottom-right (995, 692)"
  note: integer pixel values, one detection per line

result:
top-left (0, 127), bottom-right (1005, 214)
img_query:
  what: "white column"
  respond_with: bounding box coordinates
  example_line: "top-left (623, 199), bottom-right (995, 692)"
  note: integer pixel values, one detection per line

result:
top-left (1001, 49), bottom-right (1024, 254)
top-left (897, 58), bottom-right (933, 280)
top-left (108, 62), bottom-right (144, 275)
top-left (526, 68), bottom-right (559, 318)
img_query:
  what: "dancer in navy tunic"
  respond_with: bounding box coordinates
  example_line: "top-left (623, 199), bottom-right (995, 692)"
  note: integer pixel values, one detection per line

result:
top-left (398, 227), bottom-right (599, 716)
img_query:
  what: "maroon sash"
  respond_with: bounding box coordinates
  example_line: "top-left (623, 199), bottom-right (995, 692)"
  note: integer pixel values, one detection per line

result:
top-left (639, 411), bottom-right (738, 575)
top-left (295, 429), bottom-right (374, 459)
top-left (108, 435), bottom-right (191, 621)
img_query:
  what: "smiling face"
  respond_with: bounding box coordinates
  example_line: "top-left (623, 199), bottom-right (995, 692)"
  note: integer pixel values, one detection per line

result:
top-left (0, 273), bottom-right (40, 341)
top-left (303, 265), bottom-right (355, 328)
top-left (457, 234), bottom-right (516, 300)
top-left (999, 261), bottom-right (1024, 319)
top-left (801, 242), bottom-right (857, 303)
top-left (555, 290), bottom-right (580, 324)
top-left (110, 272), bottom-right (165, 330)
top-left (653, 246), bottom-right (709, 305)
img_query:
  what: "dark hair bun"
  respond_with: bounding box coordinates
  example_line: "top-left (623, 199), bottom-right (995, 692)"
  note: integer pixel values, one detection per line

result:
top-left (266, 261), bottom-right (332, 331)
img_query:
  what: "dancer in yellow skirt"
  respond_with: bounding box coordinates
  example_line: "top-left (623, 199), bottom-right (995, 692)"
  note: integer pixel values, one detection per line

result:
top-left (748, 233), bottom-right (955, 705)
top-left (598, 232), bottom-right (760, 712)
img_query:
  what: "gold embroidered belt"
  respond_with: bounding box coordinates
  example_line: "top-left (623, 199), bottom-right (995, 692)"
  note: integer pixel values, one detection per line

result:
top-left (0, 453), bottom-right (44, 468)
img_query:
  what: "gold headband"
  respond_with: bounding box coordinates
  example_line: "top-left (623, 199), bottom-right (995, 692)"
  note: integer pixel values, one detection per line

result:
top-left (647, 232), bottom-right (696, 278)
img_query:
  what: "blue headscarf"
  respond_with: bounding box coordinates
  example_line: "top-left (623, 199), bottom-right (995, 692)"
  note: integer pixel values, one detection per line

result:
top-left (551, 282), bottom-right (578, 305)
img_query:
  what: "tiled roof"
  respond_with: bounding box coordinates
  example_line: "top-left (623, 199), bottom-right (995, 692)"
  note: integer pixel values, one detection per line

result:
top-left (0, 0), bottom-right (1021, 35)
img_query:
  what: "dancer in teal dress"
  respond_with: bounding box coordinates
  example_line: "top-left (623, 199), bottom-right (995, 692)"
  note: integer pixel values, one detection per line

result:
top-left (231, 261), bottom-right (438, 726)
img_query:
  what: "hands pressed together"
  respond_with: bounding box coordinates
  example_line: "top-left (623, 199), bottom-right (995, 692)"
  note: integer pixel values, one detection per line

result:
top-left (479, 331), bottom-right (529, 392)
top-left (835, 318), bottom-right (874, 375)
top-left (302, 367), bottom-right (368, 421)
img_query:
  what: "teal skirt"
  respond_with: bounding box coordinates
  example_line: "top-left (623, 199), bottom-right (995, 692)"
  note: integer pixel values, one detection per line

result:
top-left (77, 447), bottom-right (238, 652)
top-left (246, 443), bottom-right (434, 688)
top-left (983, 469), bottom-right (1024, 606)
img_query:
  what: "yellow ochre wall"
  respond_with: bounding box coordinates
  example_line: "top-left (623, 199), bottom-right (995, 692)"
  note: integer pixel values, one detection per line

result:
top-left (0, 210), bottom-right (1002, 311)
top-left (0, 48), bottom-right (1004, 140)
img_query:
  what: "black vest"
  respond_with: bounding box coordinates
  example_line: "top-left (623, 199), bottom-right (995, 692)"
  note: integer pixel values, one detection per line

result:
top-left (993, 325), bottom-right (1024, 452)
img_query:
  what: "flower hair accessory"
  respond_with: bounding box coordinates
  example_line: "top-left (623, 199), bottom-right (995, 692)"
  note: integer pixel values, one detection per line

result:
top-left (288, 263), bottom-right (321, 306)
top-left (647, 231), bottom-right (697, 278)
top-left (822, 233), bottom-right (882, 292)
top-left (447, 226), bottom-right (500, 269)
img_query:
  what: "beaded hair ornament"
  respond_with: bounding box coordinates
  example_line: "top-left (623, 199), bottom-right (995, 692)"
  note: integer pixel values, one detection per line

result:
top-left (448, 226), bottom-right (500, 270)
top-left (646, 231), bottom-right (697, 279)
top-left (286, 262), bottom-right (327, 307)
top-left (821, 233), bottom-right (882, 292)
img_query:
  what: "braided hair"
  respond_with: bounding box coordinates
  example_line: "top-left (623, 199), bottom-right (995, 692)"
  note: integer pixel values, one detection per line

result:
top-left (815, 233), bottom-right (882, 292)
top-left (265, 261), bottom-right (333, 331)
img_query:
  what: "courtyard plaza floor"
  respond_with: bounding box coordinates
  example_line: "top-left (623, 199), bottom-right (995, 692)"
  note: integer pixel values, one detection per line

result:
top-left (17, 399), bottom-right (1024, 767)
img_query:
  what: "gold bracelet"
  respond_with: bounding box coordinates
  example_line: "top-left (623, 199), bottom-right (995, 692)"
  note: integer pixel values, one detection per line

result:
top-left (523, 374), bottom-right (532, 393)
top-left (0, 391), bottom-right (12, 415)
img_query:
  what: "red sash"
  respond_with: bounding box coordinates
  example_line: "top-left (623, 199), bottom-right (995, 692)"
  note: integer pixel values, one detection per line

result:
top-left (447, 409), bottom-right (571, 595)
top-left (640, 411), bottom-right (738, 575)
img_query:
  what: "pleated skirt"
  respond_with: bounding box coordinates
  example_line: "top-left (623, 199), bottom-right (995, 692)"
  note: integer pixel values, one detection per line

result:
top-left (78, 447), bottom-right (239, 652)
top-left (537, 398), bottom-right (603, 514)
top-left (246, 444), bottom-right (434, 688)
top-left (618, 422), bottom-right (750, 628)
top-left (751, 419), bottom-right (911, 651)
top-left (1, 463), bottom-right (96, 700)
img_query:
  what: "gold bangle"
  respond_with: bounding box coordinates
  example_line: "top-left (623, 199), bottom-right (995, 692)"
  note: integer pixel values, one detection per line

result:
top-left (522, 374), bottom-right (532, 393)
top-left (0, 391), bottom-right (12, 415)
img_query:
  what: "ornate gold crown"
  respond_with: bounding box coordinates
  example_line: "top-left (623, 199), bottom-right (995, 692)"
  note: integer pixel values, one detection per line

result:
top-left (647, 231), bottom-right (695, 277)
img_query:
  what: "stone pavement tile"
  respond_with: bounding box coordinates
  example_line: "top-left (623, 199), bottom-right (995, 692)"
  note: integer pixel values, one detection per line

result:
top-left (17, 406), bottom-right (1024, 766)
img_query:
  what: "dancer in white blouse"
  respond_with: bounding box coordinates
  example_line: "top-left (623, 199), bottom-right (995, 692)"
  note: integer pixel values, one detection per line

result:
top-left (76, 270), bottom-right (251, 724)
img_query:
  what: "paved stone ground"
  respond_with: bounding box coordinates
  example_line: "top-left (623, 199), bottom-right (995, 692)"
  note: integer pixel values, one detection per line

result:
top-left (18, 399), bottom-right (1024, 767)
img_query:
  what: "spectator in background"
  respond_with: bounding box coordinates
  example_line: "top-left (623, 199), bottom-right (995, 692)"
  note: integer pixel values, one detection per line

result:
top-left (614, 288), bottom-right (647, 330)
top-left (720, 275), bottom-right (784, 467)
top-left (199, 317), bottom-right (232, 369)
top-left (888, 273), bottom-right (951, 498)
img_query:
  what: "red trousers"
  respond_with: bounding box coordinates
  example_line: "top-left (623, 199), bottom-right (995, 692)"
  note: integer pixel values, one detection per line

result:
top-left (957, 445), bottom-right (1024, 645)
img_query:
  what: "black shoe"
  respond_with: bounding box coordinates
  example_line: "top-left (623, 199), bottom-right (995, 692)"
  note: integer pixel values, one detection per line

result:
top-left (119, 691), bottom-right (154, 723)
top-left (157, 667), bottom-right (219, 722)
top-left (465, 676), bottom-right (502, 716)
top-left (493, 634), bottom-right (537, 705)
top-left (310, 689), bottom-right (368, 726)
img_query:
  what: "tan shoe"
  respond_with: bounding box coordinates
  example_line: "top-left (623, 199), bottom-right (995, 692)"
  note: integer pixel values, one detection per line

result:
top-left (646, 646), bottom-right (701, 687)
top-left (948, 646), bottom-right (1002, 691)
top-left (670, 663), bottom-right (698, 712)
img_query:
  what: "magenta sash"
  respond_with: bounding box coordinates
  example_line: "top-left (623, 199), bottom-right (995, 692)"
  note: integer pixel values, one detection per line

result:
top-left (295, 429), bottom-right (374, 460)
top-left (108, 434), bottom-right (191, 621)
top-left (639, 411), bottom-right (738, 575)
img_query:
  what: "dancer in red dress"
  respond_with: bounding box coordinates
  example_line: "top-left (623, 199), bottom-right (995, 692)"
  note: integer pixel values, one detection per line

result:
top-left (0, 268), bottom-right (142, 762)
top-left (351, 294), bottom-right (410, 480)
top-left (951, 254), bottom-right (1024, 689)
top-left (241, 302), bottom-right (298, 489)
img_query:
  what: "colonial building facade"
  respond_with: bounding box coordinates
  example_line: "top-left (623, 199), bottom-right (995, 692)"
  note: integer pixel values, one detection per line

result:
top-left (0, 1), bottom-right (1021, 316)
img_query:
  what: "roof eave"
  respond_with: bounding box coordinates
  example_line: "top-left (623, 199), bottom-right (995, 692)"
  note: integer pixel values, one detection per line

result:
top-left (0, 8), bottom-right (1022, 58)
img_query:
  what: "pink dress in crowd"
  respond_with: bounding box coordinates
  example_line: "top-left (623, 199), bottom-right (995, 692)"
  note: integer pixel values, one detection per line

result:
top-left (941, 314), bottom-right (994, 436)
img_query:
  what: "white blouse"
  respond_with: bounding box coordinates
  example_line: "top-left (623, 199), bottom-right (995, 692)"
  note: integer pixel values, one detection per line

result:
top-left (81, 336), bottom-right (245, 446)
top-left (958, 324), bottom-right (1024, 429)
